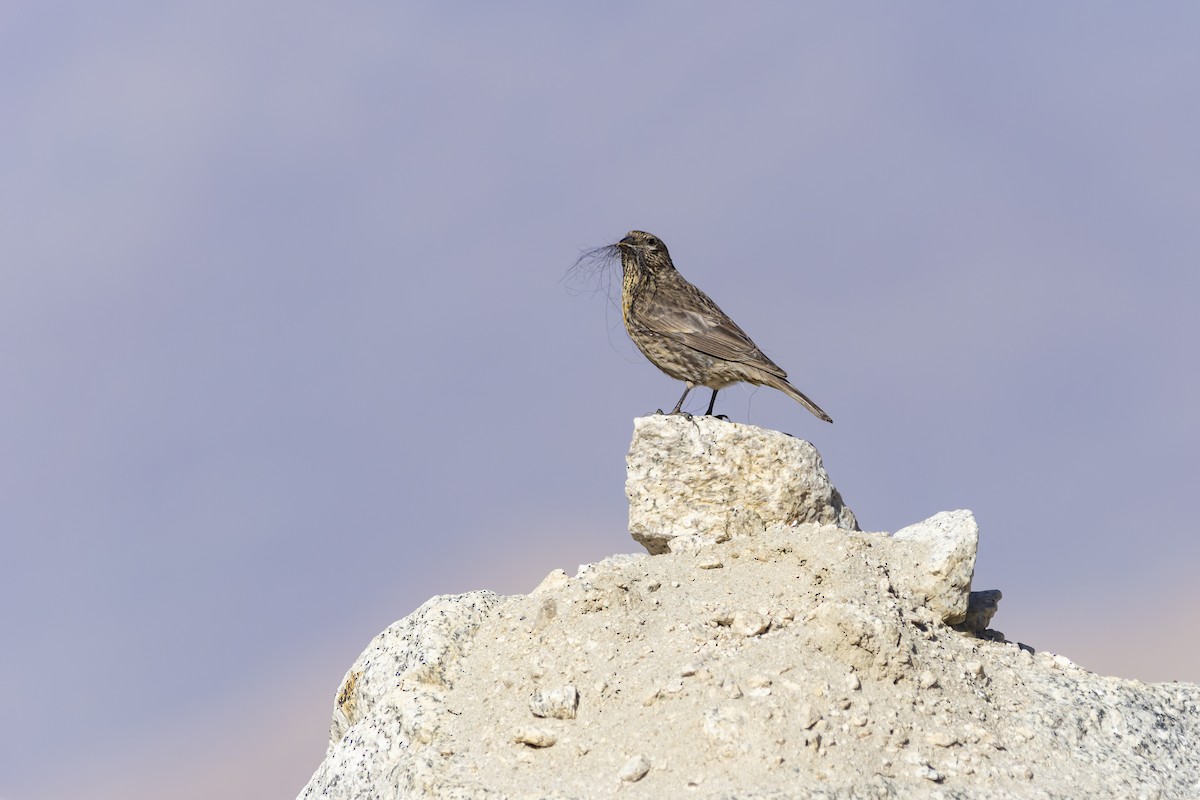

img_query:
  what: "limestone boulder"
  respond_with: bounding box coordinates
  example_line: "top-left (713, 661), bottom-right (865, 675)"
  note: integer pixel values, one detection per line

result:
top-left (626, 414), bottom-right (857, 554)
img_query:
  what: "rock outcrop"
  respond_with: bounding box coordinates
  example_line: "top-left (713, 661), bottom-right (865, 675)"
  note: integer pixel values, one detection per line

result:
top-left (298, 416), bottom-right (1200, 800)
top-left (626, 415), bottom-right (857, 554)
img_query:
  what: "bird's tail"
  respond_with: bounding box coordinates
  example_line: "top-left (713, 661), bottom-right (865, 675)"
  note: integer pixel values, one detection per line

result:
top-left (765, 375), bottom-right (833, 423)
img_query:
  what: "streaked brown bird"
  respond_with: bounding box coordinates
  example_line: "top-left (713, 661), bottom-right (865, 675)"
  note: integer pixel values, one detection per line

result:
top-left (616, 230), bottom-right (832, 422)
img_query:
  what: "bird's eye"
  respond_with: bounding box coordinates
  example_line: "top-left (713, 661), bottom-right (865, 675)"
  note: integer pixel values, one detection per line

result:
top-left (646, 237), bottom-right (658, 247)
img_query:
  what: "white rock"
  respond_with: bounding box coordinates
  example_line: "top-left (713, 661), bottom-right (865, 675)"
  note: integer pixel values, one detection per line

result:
top-left (732, 610), bottom-right (770, 637)
top-left (626, 415), bottom-right (857, 554)
top-left (618, 754), bottom-right (651, 782)
top-left (892, 510), bottom-right (979, 624)
top-left (298, 420), bottom-right (1200, 800)
top-left (529, 685), bottom-right (579, 719)
top-left (513, 727), bottom-right (557, 748)
top-left (300, 591), bottom-right (500, 799)
top-left (532, 568), bottom-right (569, 595)
top-left (927, 730), bottom-right (958, 747)
top-left (797, 704), bottom-right (822, 730)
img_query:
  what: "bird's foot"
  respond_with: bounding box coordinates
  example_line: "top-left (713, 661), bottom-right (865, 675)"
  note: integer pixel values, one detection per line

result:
top-left (710, 414), bottom-right (730, 422)
top-left (652, 408), bottom-right (696, 419)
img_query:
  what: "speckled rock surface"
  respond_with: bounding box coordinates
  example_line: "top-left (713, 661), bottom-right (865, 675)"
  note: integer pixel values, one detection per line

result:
top-left (299, 524), bottom-right (1200, 800)
top-left (298, 420), bottom-right (1200, 800)
top-left (626, 415), bottom-right (858, 554)
top-left (892, 510), bottom-right (979, 625)
top-left (300, 591), bottom-right (500, 800)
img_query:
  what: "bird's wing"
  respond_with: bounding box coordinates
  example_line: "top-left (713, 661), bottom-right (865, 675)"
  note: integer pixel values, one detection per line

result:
top-left (638, 280), bottom-right (789, 379)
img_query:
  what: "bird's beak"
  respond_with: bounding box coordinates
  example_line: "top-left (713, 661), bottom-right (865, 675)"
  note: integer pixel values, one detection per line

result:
top-left (618, 235), bottom-right (636, 248)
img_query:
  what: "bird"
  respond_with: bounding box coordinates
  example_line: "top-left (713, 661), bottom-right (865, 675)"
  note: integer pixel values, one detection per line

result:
top-left (615, 230), bottom-right (832, 423)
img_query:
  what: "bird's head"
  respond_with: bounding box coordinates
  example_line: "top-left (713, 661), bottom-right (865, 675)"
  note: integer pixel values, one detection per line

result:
top-left (616, 230), bottom-right (673, 276)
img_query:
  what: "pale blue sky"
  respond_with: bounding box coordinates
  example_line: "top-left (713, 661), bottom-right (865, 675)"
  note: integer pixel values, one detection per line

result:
top-left (3, 4), bottom-right (1198, 798)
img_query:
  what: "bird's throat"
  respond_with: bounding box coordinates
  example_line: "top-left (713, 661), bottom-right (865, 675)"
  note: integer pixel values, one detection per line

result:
top-left (621, 263), bottom-right (656, 328)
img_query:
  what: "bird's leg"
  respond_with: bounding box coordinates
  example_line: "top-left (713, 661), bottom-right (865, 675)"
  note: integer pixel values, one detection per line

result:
top-left (671, 384), bottom-right (693, 415)
top-left (704, 390), bottom-right (719, 416)
top-left (704, 390), bottom-right (730, 421)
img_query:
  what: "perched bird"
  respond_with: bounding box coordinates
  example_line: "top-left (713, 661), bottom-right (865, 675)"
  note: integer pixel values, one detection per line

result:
top-left (615, 230), bottom-right (832, 422)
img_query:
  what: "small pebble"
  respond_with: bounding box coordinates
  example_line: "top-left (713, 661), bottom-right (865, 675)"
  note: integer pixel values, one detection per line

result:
top-left (529, 685), bottom-right (579, 720)
top-left (513, 727), bottom-right (557, 748)
top-left (798, 704), bottom-right (822, 730)
top-left (619, 754), bottom-right (651, 782)
top-left (918, 766), bottom-right (942, 782)
top-left (732, 611), bottom-right (770, 637)
top-left (711, 609), bottom-right (735, 626)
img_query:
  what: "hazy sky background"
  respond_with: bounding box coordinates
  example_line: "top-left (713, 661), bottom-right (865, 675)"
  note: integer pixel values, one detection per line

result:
top-left (4, 4), bottom-right (1199, 798)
